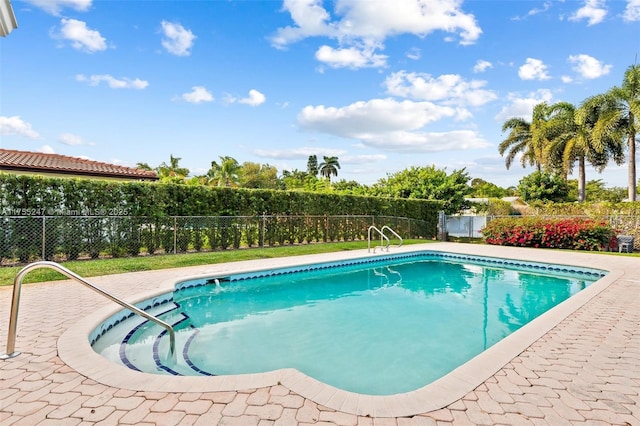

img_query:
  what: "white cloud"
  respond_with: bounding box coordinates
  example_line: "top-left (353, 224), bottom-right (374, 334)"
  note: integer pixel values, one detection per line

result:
top-left (624, 0), bottom-right (640, 21)
top-left (340, 154), bottom-right (388, 164)
top-left (295, 97), bottom-right (490, 152)
top-left (76, 74), bottom-right (149, 89)
top-left (527, 1), bottom-right (552, 17)
top-left (23, 0), bottom-right (92, 16)
top-left (160, 21), bottom-right (196, 56)
top-left (473, 60), bottom-right (492, 73)
top-left (57, 18), bottom-right (107, 53)
top-left (239, 89), bottom-right (266, 106)
top-left (518, 58), bottom-right (551, 80)
top-left (569, 0), bottom-right (607, 25)
top-left (271, 0), bottom-right (481, 69)
top-left (315, 44), bottom-right (387, 68)
top-left (356, 129), bottom-right (491, 153)
top-left (384, 71), bottom-right (497, 108)
top-left (38, 145), bottom-right (56, 154)
top-left (0, 116), bottom-right (41, 139)
top-left (298, 98), bottom-right (456, 136)
top-left (406, 47), bottom-right (421, 60)
top-left (181, 86), bottom-right (214, 103)
top-left (568, 54), bottom-right (612, 79)
top-left (495, 89), bottom-right (554, 122)
top-left (58, 133), bottom-right (94, 146)
top-left (253, 146), bottom-right (346, 160)
top-left (561, 75), bottom-right (573, 83)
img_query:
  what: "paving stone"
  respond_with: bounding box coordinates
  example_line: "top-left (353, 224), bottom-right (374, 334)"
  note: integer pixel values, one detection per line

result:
top-left (218, 414), bottom-right (260, 425)
top-left (274, 407), bottom-right (298, 426)
top-left (149, 394), bottom-right (181, 413)
top-left (174, 399), bottom-right (214, 415)
top-left (462, 399), bottom-right (493, 425)
top-left (71, 406), bottom-right (117, 422)
top-left (579, 408), bottom-right (630, 424)
top-left (548, 397), bottom-right (585, 422)
top-left (296, 400), bottom-right (320, 423)
top-left (221, 392), bottom-right (249, 417)
top-left (318, 410), bottom-right (359, 425)
top-left (105, 396), bottom-right (146, 411)
top-left (143, 410), bottom-right (187, 426)
top-left (397, 416), bottom-right (437, 425)
top-left (269, 393), bottom-right (305, 409)
top-left (245, 404), bottom-right (284, 421)
top-left (247, 387), bottom-right (271, 406)
top-left (117, 400), bottom-right (157, 424)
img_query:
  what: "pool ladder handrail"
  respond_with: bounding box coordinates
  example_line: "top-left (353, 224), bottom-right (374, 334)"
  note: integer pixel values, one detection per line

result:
top-left (1, 260), bottom-right (176, 360)
top-left (367, 225), bottom-right (403, 253)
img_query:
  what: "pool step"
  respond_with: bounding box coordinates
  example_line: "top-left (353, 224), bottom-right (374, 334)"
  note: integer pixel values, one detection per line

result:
top-left (114, 304), bottom-right (215, 376)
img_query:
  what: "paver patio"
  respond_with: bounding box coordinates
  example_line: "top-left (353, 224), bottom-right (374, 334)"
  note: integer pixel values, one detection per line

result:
top-left (1, 243), bottom-right (639, 425)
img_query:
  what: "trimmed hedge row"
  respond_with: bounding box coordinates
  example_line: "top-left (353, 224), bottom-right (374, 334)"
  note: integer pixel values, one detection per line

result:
top-left (0, 174), bottom-right (442, 220)
top-left (0, 174), bottom-right (443, 263)
top-left (481, 217), bottom-right (616, 251)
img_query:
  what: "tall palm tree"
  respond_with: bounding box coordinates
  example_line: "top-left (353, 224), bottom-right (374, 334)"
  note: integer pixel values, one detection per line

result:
top-left (568, 99), bottom-right (626, 202)
top-left (157, 154), bottom-right (189, 183)
top-left (207, 156), bottom-right (241, 187)
top-left (499, 103), bottom-right (550, 171)
top-left (585, 64), bottom-right (640, 201)
top-left (318, 156), bottom-right (340, 182)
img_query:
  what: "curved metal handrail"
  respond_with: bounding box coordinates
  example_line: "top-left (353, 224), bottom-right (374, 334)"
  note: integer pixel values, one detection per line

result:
top-left (368, 225), bottom-right (390, 253)
top-left (381, 225), bottom-right (403, 248)
top-left (1, 261), bottom-right (175, 360)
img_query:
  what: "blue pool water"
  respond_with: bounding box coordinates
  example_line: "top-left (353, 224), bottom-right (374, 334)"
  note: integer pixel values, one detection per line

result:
top-left (91, 252), bottom-right (605, 395)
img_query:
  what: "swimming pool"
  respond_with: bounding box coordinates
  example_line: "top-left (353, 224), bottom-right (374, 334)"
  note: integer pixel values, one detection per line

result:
top-left (90, 251), bottom-right (605, 396)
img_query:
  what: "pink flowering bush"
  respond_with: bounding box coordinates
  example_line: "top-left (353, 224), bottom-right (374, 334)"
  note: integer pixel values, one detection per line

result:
top-left (481, 217), bottom-right (616, 251)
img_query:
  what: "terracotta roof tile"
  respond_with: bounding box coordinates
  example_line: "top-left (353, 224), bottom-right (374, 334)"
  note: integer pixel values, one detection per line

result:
top-left (0, 149), bottom-right (158, 180)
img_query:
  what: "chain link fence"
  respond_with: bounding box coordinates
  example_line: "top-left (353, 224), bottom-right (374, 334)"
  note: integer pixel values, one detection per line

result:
top-left (443, 214), bottom-right (639, 251)
top-left (0, 215), bottom-right (433, 266)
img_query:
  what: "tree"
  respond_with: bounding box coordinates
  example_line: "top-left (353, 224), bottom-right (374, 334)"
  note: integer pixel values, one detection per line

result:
top-left (306, 155), bottom-right (319, 177)
top-left (567, 179), bottom-right (627, 203)
top-left (517, 171), bottom-right (569, 203)
top-left (469, 178), bottom-right (509, 198)
top-left (240, 162), bottom-right (280, 189)
top-left (136, 162), bottom-right (153, 171)
top-left (370, 165), bottom-right (471, 214)
top-left (499, 103), bottom-right (551, 171)
top-left (157, 154), bottom-right (189, 183)
top-left (207, 156), bottom-right (241, 187)
top-left (583, 64), bottom-right (640, 201)
top-left (565, 99), bottom-right (626, 202)
top-left (332, 179), bottom-right (369, 195)
top-left (318, 156), bottom-right (340, 182)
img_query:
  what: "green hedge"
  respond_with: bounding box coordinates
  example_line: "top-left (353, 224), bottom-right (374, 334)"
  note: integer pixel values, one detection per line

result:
top-left (0, 174), bottom-right (443, 263)
top-left (0, 174), bottom-right (442, 220)
top-left (481, 217), bottom-right (616, 251)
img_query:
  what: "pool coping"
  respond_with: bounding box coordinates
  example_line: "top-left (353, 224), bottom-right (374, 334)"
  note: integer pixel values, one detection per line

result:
top-left (57, 243), bottom-right (626, 417)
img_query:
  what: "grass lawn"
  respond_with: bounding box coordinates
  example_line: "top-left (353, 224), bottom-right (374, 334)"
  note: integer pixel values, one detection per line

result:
top-left (0, 239), bottom-right (433, 286)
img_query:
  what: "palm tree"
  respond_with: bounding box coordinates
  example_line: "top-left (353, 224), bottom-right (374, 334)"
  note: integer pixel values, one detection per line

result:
top-left (585, 64), bottom-right (640, 201)
top-left (318, 156), bottom-right (340, 182)
top-left (157, 154), bottom-right (189, 183)
top-left (499, 103), bottom-right (550, 171)
top-left (207, 156), bottom-right (241, 187)
top-left (567, 99), bottom-right (626, 202)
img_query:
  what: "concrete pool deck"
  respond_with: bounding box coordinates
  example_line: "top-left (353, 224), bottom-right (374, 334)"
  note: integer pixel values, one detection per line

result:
top-left (1, 242), bottom-right (639, 425)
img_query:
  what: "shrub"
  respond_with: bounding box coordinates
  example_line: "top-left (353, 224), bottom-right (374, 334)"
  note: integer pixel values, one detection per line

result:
top-left (481, 217), bottom-right (616, 251)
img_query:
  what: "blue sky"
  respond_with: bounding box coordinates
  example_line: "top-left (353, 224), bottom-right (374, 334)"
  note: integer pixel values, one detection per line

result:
top-left (1, 0), bottom-right (639, 188)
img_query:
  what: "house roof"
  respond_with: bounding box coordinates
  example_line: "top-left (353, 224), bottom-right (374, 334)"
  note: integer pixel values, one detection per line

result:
top-left (0, 149), bottom-right (158, 180)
